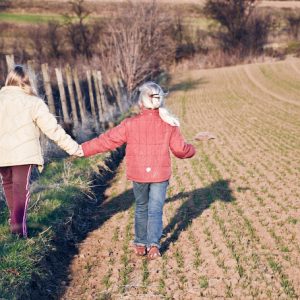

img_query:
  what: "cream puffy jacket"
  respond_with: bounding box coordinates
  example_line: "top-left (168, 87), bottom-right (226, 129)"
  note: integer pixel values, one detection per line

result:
top-left (0, 86), bottom-right (79, 167)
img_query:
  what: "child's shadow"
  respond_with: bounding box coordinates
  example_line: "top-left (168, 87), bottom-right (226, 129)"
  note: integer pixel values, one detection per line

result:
top-left (161, 179), bottom-right (235, 253)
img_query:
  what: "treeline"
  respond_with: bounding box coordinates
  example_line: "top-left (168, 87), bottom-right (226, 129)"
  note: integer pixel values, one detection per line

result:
top-left (1, 0), bottom-right (300, 93)
top-left (0, 0), bottom-right (182, 95)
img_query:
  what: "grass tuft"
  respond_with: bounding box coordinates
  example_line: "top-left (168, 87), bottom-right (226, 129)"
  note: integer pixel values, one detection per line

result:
top-left (0, 154), bottom-right (107, 299)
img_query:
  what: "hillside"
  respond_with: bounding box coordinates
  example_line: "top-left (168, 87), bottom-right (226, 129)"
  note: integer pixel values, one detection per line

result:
top-left (61, 59), bottom-right (300, 299)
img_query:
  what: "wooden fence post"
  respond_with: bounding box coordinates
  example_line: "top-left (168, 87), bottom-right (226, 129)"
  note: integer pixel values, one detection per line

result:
top-left (113, 77), bottom-right (124, 113)
top-left (5, 55), bottom-right (15, 72)
top-left (96, 70), bottom-right (107, 118)
top-left (119, 78), bottom-right (129, 107)
top-left (92, 70), bottom-right (104, 124)
top-left (65, 64), bottom-right (79, 126)
top-left (41, 63), bottom-right (56, 115)
top-left (27, 60), bottom-right (38, 95)
top-left (112, 102), bottom-right (118, 115)
top-left (55, 67), bottom-right (70, 124)
top-left (73, 67), bottom-right (87, 123)
top-left (0, 59), bottom-right (6, 84)
top-left (86, 70), bottom-right (99, 131)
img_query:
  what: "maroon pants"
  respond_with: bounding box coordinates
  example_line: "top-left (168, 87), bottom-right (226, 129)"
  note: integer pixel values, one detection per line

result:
top-left (0, 165), bottom-right (32, 237)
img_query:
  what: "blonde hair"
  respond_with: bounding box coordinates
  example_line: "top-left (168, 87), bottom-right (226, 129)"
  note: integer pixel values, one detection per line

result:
top-left (138, 81), bottom-right (180, 127)
top-left (5, 65), bottom-right (37, 96)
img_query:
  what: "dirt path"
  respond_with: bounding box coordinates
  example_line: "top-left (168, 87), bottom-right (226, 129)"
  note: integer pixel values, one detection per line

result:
top-left (62, 60), bottom-right (300, 300)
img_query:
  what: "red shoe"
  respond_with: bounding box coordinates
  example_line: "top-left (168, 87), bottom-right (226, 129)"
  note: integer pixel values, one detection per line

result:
top-left (147, 246), bottom-right (161, 260)
top-left (134, 245), bottom-right (147, 256)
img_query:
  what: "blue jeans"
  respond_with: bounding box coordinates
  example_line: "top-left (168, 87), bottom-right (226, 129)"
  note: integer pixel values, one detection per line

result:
top-left (133, 180), bottom-right (169, 249)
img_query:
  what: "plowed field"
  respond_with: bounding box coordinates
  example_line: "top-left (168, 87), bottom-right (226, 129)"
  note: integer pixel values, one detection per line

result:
top-left (62, 59), bottom-right (300, 300)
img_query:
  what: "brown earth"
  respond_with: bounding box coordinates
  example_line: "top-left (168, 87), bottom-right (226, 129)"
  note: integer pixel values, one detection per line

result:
top-left (62, 58), bottom-right (300, 299)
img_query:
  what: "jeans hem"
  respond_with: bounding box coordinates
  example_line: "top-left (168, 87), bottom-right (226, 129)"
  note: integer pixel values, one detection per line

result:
top-left (133, 241), bottom-right (147, 247)
top-left (147, 242), bottom-right (160, 249)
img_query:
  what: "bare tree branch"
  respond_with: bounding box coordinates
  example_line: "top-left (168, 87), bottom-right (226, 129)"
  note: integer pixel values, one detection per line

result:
top-left (101, 1), bottom-right (176, 93)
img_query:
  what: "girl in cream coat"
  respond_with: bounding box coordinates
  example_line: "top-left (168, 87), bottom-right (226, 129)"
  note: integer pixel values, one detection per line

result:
top-left (0, 65), bottom-right (83, 237)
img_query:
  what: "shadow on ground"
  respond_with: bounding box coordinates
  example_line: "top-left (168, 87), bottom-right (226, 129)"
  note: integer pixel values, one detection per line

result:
top-left (27, 157), bottom-right (234, 299)
top-left (161, 179), bottom-right (235, 253)
top-left (169, 78), bottom-right (208, 93)
top-left (26, 147), bottom-right (135, 300)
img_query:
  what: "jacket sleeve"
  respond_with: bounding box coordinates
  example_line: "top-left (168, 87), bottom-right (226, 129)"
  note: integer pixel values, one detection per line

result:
top-left (32, 98), bottom-right (79, 155)
top-left (82, 121), bottom-right (127, 157)
top-left (169, 126), bottom-right (196, 159)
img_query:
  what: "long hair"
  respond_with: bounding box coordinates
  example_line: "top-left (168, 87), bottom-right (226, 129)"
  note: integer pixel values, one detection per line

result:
top-left (138, 81), bottom-right (180, 127)
top-left (5, 65), bottom-right (37, 96)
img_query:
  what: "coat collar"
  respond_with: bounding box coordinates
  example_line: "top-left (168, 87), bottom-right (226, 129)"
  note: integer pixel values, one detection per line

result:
top-left (0, 85), bottom-right (24, 92)
top-left (140, 108), bottom-right (160, 115)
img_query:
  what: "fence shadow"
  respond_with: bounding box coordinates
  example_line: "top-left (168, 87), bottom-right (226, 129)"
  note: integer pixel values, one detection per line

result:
top-left (26, 147), bottom-right (136, 300)
top-left (161, 179), bottom-right (235, 253)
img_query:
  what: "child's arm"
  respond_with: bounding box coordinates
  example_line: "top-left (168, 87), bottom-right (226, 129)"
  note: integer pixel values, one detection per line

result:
top-left (32, 98), bottom-right (80, 155)
top-left (169, 126), bottom-right (196, 159)
top-left (81, 121), bottom-right (127, 157)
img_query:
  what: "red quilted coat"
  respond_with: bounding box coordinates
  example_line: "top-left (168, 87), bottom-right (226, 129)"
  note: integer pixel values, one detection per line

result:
top-left (82, 109), bottom-right (196, 183)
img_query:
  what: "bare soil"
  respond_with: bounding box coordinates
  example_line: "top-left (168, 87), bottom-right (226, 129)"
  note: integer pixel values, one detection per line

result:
top-left (62, 58), bottom-right (300, 299)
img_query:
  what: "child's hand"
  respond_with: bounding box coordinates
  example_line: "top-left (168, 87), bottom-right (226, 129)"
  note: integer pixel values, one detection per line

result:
top-left (73, 145), bottom-right (84, 157)
top-left (194, 131), bottom-right (216, 141)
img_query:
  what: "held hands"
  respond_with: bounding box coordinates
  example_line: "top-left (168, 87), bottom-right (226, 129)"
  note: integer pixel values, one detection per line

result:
top-left (65, 145), bottom-right (84, 164)
top-left (194, 131), bottom-right (216, 141)
top-left (73, 145), bottom-right (84, 157)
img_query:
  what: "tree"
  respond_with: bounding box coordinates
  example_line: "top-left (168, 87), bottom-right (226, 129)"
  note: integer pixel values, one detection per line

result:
top-left (64, 0), bottom-right (100, 59)
top-left (286, 13), bottom-right (300, 39)
top-left (101, 1), bottom-right (176, 93)
top-left (0, 0), bottom-right (11, 10)
top-left (0, 0), bottom-right (11, 59)
top-left (204, 0), bottom-right (270, 55)
top-left (46, 21), bottom-right (63, 59)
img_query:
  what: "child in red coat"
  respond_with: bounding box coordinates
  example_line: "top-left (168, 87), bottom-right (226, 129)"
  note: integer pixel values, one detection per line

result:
top-left (81, 82), bottom-right (195, 259)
